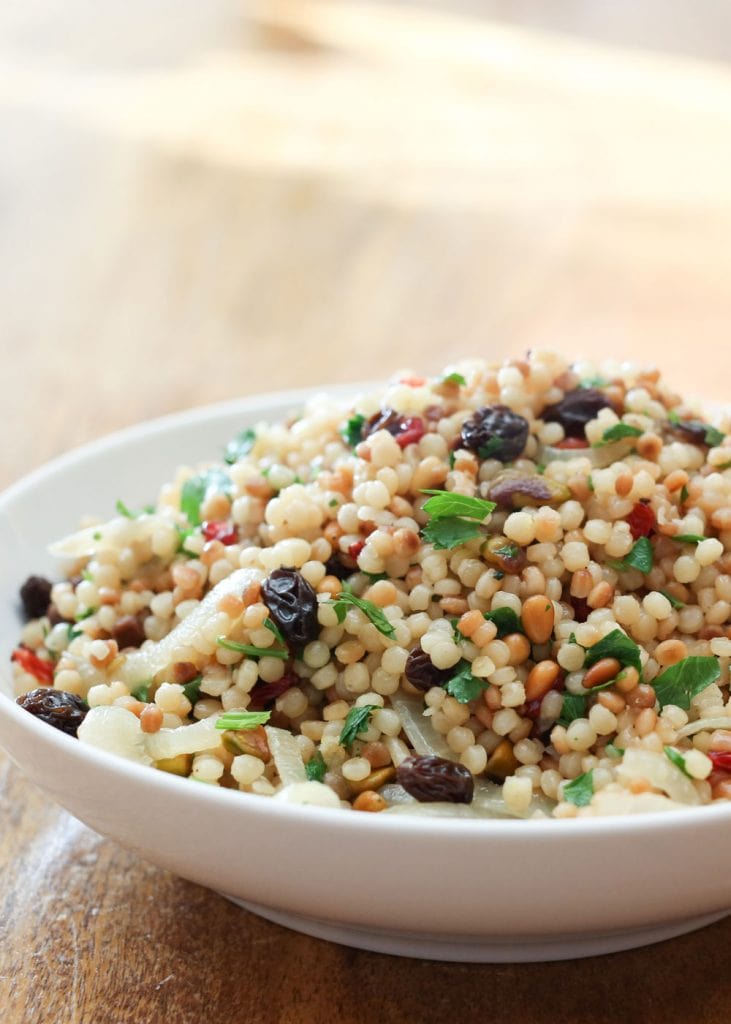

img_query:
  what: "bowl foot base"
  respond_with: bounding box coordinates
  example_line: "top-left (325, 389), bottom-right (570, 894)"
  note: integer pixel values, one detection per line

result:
top-left (220, 895), bottom-right (728, 962)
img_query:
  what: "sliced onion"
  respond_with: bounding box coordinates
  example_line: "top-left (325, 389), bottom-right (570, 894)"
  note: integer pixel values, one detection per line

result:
top-left (537, 443), bottom-right (618, 470)
top-left (49, 513), bottom-right (174, 560)
top-left (145, 717), bottom-right (222, 761)
top-left (78, 706), bottom-right (152, 765)
top-left (120, 567), bottom-right (263, 685)
top-left (616, 748), bottom-right (701, 805)
top-left (390, 696), bottom-right (453, 759)
top-left (265, 725), bottom-right (307, 787)
top-left (676, 716), bottom-right (731, 740)
top-left (274, 782), bottom-right (341, 808)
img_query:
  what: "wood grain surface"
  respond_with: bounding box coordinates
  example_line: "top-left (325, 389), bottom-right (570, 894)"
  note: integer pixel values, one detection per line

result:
top-left (3, 2), bottom-right (731, 1021)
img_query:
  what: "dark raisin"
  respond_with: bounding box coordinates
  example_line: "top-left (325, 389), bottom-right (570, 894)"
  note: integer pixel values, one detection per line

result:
top-left (363, 408), bottom-right (426, 448)
top-left (404, 645), bottom-right (452, 692)
top-left (460, 405), bottom-right (529, 462)
top-left (542, 388), bottom-right (613, 439)
top-left (112, 615), bottom-right (146, 649)
top-left (324, 555), bottom-right (353, 581)
top-left (47, 605), bottom-right (71, 627)
top-left (19, 575), bottom-right (53, 620)
top-left (397, 755), bottom-right (474, 804)
top-left (17, 688), bottom-right (88, 737)
top-left (669, 417), bottom-right (712, 445)
top-left (261, 568), bottom-right (319, 649)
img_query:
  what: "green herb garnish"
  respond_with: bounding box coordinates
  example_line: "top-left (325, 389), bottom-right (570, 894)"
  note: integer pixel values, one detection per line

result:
top-left (216, 637), bottom-right (289, 660)
top-left (329, 588), bottom-right (396, 640)
top-left (604, 743), bottom-right (622, 759)
top-left (175, 524), bottom-right (197, 555)
top-left (483, 607), bottom-right (524, 638)
top-left (580, 376), bottom-right (609, 389)
top-left (664, 746), bottom-right (692, 777)
top-left (305, 751), bottom-right (327, 782)
top-left (444, 660), bottom-right (487, 704)
top-left (584, 628), bottom-right (643, 675)
top-left (441, 372), bottom-right (466, 387)
top-left (420, 489), bottom-right (496, 551)
top-left (679, 483), bottom-right (689, 503)
top-left (74, 607), bottom-right (95, 623)
top-left (181, 468), bottom-right (233, 527)
top-left (659, 588), bottom-right (685, 609)
top-left (477, 437), bottom-right (503, 460)
top-left (215, 710), bottom-right (272, 731)
top-left (116, 499), bottom-right (134, 518)
top-left (558, 691), bottom-right (588, 727)
top-left (224, 428), bottom-right (257, 465)
top-left (339, 705), bottom-right (379, 747)
top-left (668, 410), bottom-right (725, 447)
top-left (342, 413), bottom-right (366, 448)
top-left (264, 618), bottom-right (286, 645)
top-left (607, 536), bottom-right (653, 574)
top-left (673, 534), bottom-right (706, 544)
top-left (652, 656), bottom-right (720, 710)
top-left (422, 518), bottom-right (484, 550)
top-left (131, 682), bottom-right (151, 703)
top-left (593, 423), bottom-right (643, 447)
top-left (563, 769), bottom-right (594, 807)
top-left (182, 675), bottom-right (203, 705)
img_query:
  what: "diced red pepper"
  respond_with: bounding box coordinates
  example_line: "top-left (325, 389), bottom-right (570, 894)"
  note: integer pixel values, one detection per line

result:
top-left (249, 673), bottom-right (296, 710)
top-left (626, 501), bottom-right (656, 540)
top-left (11, 647), bottom-right (54, 685)
top-left (709, 751), bottom-right (731, 772)
top-left (202, 521), bottom-right (239, 545)
top-left (395, 417), bottom-right (425, 448)
top-left (348, 539), bottom-right (365, 560)
top-left (553, 437), bottom-right (590, 450)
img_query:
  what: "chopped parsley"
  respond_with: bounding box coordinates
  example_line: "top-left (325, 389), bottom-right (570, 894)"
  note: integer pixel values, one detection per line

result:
top-left (305, 750), bottom-right (327, 782)
top-left (477, 437), bottom-right (503, 460)
top-left (664, 746), bottom-right (691, 777)
top-left (264, 618), bottom-right (287, 645)
top-left (420, 489), bottom-right (496, 551)
top-left (224, 428), bottom-right (257, 465)
top-left (584, 629), bottom-right (643, 676)
top-left (563, 769), bottom-right (594, 808)
top-left (651, 656), bottom-right (720, 710)
top-left (673, 534), bottom-right (706, 544)
top-left (558, 691), bottom-right (589, 727)
top-left (659, 588), bottom-right (685, 609)
top-left (604, 743), bottom-right (622, 759)
top-left (131, 682), bottom-right (151, 703)
top-left (216, 637), bottom-right (289, 660)
top-left (215, 710), bottom-right (272, 731)
top-left (444, 660), bottom-right (487, 703)
top-left (329, 588), bottom-right (396, 640)
top-left (339, 705), bottom-right (379, 747)
top-left (182, 675), bottom-right (203, 705)
top-left (181, 468), bottom-right (233, 527)
top-left (679, 483), bottom-right (689, 503)
top-left (441, 372), bottom-right (467, 387)
top-left (593, 423), bottom-right (643, 447)
top-left (607, 536), bottom-right (653, 575)
top-left (342, 413), bottom-right (366, 448)
top-left (580, 376), bottom-right (610, 389)
top-left (483, 607), bottom-right (524, 638)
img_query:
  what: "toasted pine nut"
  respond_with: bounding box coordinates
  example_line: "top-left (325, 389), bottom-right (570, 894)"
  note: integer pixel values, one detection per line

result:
top-left (570, 569), bottom-right (593, 599)
top-left (525, 660), bottom-right (561, 701)
top-left (140, 704), bottom-right (164, 733)
top-left (353, 790), bottom-right (387, 812)
top-left (626, 683), bottom-right (656, 709)
top-left (440, 597), bottom-right (469, 616)
top-left (635, 708), bottom-right (657, 737)
top-left (521, 594), bottom-right (555, 644)
top-left (636, 433), bottom-right (662, 460)
top-left (654, 639), bottom-right (688, 667)
top-left (503, 632), bottom-right (531, 666)
top-left (587, 581), bottom-right (613, 609)
top-left (583, 657), bottom-right (621, 690)
top-left (664, 469), bottom-right (689, 493)
top-left (614, 666), bottom-right (640, 694)
top-left (597, 690), bottom-right (626, 714)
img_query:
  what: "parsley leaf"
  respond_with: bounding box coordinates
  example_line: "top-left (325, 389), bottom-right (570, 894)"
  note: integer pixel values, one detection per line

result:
top-left (664, 746), bottom-right (691, 777)
top-left (607, 536), bottom-right (653, 574)
top-left (264, 618), bottom-right (287, 645)
top-left (421, 517), bottom-right (484, 550)
top-left (584, 629), bottom-right (642, 675)
top-left (339, 705), bottom-right (379, 747)
top-left (652, 656), bottom-right (720, 710)
top-left (593, 423), bottom-right (643, 447)
top-left (305, 750), bottom-right (327, 782)
top-left (441, 372), bottom-right (466, 386)
top-left (673, 534), bottom-right (706, 544)
top-left (563, 769), bottom-right (594, 807)
top-left (444, 660), bottom-right (487, 703)
top-left (604, 743), bottom-right (622, 759)
top-left (224, 428), bottom-right (256, 465)
top-left (659, 588), bottom-right (685, 609)
top-left (215, 710), bottom-right (272, 731)
top-left (182, 675), bottom-right (203, 705)
top-left (342, 413), bottom-right (366, 448)
top-left (421, 490), bottom-right (496, 521)
top-left (216, 637), bottom-right (289, 660)
top-left (680, 483), bottom-right (689, 503)
top-left (558, 691), bottom-right (588, 727)
top-left (329, 589), bottom-right (396, 640)
top-left (478, 437), bottom-right (503, 460)
top-left (131, 682), bottom-right (151, 703)
top-left (181, 468), bottom-right (233, 527)
top-left (483, 607), bottom-right (524, 637)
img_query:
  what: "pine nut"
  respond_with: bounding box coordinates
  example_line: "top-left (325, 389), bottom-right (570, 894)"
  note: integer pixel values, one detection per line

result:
top-left (525, 660), bottom-right (561, 701)
top-left (353, 790), bottom-right (387, 812)
top-left (626, 684), bottom-right (657, 709)
top-left (614, 666), bottom-right (640, 694)
top-left (583, 657), bottom-right (621, 690)
top-left (587, 581), bottom-right (613, 609)
top-left (503, 632), bottom-right (531, 666)
top-left (596, 690), bottom-right (626, 714)
top-left (654, 639), bottom-right (688, 667)
top-left (521, 594), bottom-right (555, 644)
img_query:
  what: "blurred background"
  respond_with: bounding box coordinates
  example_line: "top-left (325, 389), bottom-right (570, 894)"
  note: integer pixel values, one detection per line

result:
top-left (3, 0), bottom-right (731, 486)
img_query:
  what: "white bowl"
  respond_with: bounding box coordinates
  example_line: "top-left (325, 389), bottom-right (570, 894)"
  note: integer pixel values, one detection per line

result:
top-left (2, 387), bottom-right (730, 963)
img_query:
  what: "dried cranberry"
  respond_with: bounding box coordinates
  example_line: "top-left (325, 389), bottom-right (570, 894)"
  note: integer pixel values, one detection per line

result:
top-left (460, 405), bottom-right (529, 462)
top-left (112, 615), bottom-right (146, 650)
top-left (542, 388), bottom-right (613, 439)
top-left (404, 645), bottom-right (453, 692)
top-left (11, 647), bottom-right (54, 685)
top-left (363, 408), bottom-right (426, 449)
top-left (626, 502), bottom-right (655, 540)
top-left (552, 437), bottom-right (590, 450)
top-left (571, 597), bottom-right (590, 623)
top-left (397, 755), bottom-right (474, 804)
top-left (249, 672), bottom-right (297, 710)
top-left (202, 521), bottom-right (238, 545)
top-left (348, 539), bottom-right (365, 560)
top-left (19, 575), bottom-right (53, 620)
top-left (261, 568), bottom-right (319, 649)
top-left (16, 687), bottom-right (88, 737)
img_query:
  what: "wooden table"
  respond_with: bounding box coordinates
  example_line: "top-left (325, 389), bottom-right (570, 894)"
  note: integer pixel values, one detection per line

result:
top-left (3, 2), bottom-right (731, 1020)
